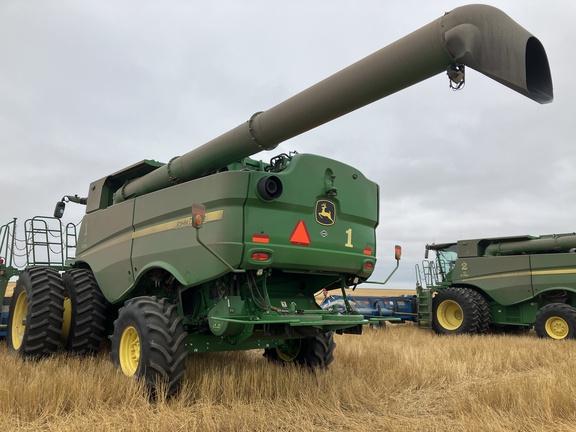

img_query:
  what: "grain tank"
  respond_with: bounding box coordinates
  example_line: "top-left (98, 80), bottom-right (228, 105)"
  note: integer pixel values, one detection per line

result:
top-left (7, 5), bottom-right (553, 394)
top-left (417, 233), bottom-right (576, 339)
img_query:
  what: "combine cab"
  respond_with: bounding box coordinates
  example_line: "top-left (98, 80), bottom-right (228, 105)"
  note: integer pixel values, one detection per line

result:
top-left (4, 5), bottom-right (553, 394)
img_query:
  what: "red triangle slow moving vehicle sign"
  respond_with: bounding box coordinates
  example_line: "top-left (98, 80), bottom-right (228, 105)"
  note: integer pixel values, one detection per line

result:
top-left (290, 220), bottom-right (310, 246)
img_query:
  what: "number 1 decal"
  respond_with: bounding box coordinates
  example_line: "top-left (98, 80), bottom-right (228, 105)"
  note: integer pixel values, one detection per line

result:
top-left (345, 228), bottom-right (353, 248)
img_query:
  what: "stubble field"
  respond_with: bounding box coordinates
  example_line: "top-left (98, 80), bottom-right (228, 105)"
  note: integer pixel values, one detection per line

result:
top-left (0, 323), bottom-right (574, 432)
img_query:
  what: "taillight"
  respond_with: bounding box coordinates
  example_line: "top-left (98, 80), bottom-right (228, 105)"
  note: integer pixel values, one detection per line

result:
top-left (363, 261), bottom-right (375, 272)
top-left (252, 234), bottom-right (270, 243)
top-left (252, 252), bottom-right (270, 261)
top-left (395, 245), bottom-right (402, 260)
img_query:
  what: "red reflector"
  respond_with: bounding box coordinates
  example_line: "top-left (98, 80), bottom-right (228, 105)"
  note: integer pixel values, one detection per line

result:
top-left (290, 220), bottom-right (310, 246)
top-left (0, 257), bottom-right (4, 266)
top-left (363, 247), bottom-right (372, 255)
top-left (253, 234), bottom-right (270, 243)
top-left (364, 262), bottom-right (374, 271)
top-left (252, 252), bottom-right (270, 261)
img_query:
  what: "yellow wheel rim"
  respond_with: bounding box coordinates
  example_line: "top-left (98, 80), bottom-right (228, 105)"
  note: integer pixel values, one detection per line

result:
top-left (119, 326), bottom-right (140, 376)
top-left (276, 340), bottom-right (301, 362)
top-left (545, 316), bottom-right (569, 340)
top-left (62, 297), bottom-right (72, 344)
top-left (11, 291), bottom-right (28, 350)
top-left (437, 300), bottom-right (463, 331)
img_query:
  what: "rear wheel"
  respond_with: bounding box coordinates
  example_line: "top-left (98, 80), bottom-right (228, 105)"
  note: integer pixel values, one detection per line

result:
top-left (7, 267), bottom-right (64, 357)
top-left (432, 288), bottom-right (479, 335)
top-left (61, 269), bottom-right (107, 354)
top-left (534, 303), bottom-right (576, 340)
top-left (263, 331), bottom-right (336, 368)
top-left (111, 296), bottom-right (187, 395)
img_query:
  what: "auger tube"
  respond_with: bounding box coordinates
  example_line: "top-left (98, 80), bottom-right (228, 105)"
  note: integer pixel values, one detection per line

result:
top-left (484, 234), bottom-right (576, 256)
top-left (113, 4), bottom-right (552, 204)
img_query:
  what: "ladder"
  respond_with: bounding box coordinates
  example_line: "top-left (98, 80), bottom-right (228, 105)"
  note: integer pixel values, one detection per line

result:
top-left (415, 260), bottom-right (438, 329)
top-left (416, 285), bottom-right (433, 329)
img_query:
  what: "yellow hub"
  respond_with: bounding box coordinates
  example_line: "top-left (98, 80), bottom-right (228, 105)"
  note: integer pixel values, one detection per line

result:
top-left (276, 340), bottom-right (301, 362)
top-left (545, 316), bottom-right (569, 340)
top-left (119, 326), bottom-right (141, 376)
top-left (11, 291), bottom-right (28, 350)
top-left (437, 300), bottom-right (463, 331)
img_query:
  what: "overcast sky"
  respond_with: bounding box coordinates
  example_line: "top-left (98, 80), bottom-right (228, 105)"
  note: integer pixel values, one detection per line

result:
top-left (1, 1), bottom-right (574, 289)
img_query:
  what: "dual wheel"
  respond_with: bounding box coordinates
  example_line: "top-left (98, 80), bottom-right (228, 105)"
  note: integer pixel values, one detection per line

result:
top-left (8, 267), bottom-right (108, 356)
top-left (8, 268), bottom-right (188, 395)
top-left (432, 287), bottom-right (490, 335)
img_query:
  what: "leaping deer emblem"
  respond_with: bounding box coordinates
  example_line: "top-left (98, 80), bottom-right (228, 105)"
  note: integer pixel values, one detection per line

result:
top-left (316, 201), bottom-right (335, 225)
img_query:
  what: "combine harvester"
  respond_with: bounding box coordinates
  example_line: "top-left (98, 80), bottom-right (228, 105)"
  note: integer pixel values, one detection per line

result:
top-left (3, 5), bottom-right (552, 394)
top-left (416, 233), bottom-right (576, 339)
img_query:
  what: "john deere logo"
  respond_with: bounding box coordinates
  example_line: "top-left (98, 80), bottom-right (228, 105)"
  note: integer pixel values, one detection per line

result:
top-left (315, 200), bottom-right (335, 226)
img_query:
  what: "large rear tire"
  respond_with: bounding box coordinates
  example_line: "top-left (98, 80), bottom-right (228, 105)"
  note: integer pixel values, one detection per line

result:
top-left (468, 290), bottom-right (491, 334)
top-left (7, 267), bottom-right (64, 357)
top-left (61, 269), bottom-right (108, 354)
top-left (263, 331), bottom-right (336, 368)
top-left (111, 296), bottom-right (188, 395)
top-left (534, 303), bottom-right (576, 340)
top-left (432, 287), bottom-right (479, 335)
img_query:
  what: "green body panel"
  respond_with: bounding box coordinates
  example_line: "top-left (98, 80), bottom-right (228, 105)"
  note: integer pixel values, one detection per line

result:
top-left (75, 200), bottom-right (136, 301)
top-left (421, 233), bottom-right (576, 327)
top-left (130, 171), bottom-right (248, 291)
top-left (530, 253), bottom-right (576, 296)
top-left (242, 154), bottom-right (378, 276)
top-left (452, 255), bottom-right (533, 305)
top-left (489, 301), bottom-right (539, 326)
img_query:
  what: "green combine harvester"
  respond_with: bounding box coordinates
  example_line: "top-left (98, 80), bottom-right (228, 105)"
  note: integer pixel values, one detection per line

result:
top-left (3, 5), bottom-right (553, 394)
top-left (417, 233), bottom-right (576, 339)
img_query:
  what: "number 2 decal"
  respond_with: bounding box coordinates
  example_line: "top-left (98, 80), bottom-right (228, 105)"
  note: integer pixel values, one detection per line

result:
top-left (461, 262), bottom-right (468, 271)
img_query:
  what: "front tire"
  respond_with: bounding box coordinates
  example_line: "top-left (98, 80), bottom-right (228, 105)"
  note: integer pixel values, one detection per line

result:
top-left (7, 267), bottom-right (64, 357)
top-left (111, 296), bottom-right (187, 395)
top-left (468, 290), bottom-right (491, 334)
top-left (263, 331), bottom-right (336, 368)
top-left (534, 303), bottom-right (576, 340)
top-left (432, 288), bottom-right (479, 335)
top-left (61, 269), bottom-right (108, 354)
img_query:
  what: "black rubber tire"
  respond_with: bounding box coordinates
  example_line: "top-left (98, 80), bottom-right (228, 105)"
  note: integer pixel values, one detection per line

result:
top-left (534, 303), bottom-right (576, 340)
top-left (111, 296), bottom-right (188, 396)
top-left (468, 290), bottom-right (491, 334)
top-left (61, 269), bottom-right (108, 354)
top-left (264, 331), bottom-right (336, 369)
top-left (7, 267), bottom-right (65, 357)
top-left (432, 287), bottom-right (479, 335)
